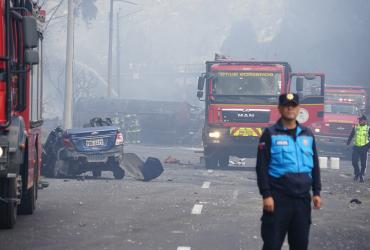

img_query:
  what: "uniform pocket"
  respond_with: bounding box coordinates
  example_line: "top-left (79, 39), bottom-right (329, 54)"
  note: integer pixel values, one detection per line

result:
top-left (270, 147), bottom-right (283, 165)
top-left (300, 147), bottom-right (314, 167)
top-left (281, 146), bottom-right (296, 165)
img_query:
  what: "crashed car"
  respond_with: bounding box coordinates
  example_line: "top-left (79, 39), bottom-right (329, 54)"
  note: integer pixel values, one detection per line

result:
top-left (42, 118), bottom-right (125, 179)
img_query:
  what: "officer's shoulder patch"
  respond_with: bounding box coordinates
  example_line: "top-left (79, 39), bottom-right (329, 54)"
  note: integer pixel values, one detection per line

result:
top-left (276, 140), bottom-right (289, 146)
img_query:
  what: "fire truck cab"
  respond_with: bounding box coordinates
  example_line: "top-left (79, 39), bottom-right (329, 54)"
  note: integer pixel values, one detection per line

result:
top-left (0, 1), bottom-right (44, 229)
top-left (197, 59), bottom-right (325, 169)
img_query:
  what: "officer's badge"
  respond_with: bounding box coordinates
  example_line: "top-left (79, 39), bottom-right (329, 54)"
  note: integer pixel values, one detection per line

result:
top-left (287, 93), bottom-right (294, 100)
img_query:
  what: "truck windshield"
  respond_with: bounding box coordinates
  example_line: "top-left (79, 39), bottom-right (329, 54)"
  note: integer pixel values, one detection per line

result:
top-left (212, 71), bottom-right (281, 96)
top-left (324, 103), bottom-right (359, 115)
top-left (325, 93), bottom-right (366, 108)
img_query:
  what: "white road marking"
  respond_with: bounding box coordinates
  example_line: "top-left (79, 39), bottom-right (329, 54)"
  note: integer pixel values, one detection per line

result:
top-left (191, 204), bottom-right (203, 215)
top-left (340, 174), bottom-right (350, 178)
top-left (207, 169), bottom-right (214, 174)
top-left (232, 190), bottom-right (239, 201)
top-left (177, 247), bottom-right (191, 250)
top-left (202, 181), bottom-right (211, 189)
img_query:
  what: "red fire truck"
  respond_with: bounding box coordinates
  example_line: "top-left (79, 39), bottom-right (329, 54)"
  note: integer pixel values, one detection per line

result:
top-left (197, 59), bottom-right (325, 169)
top-left (313, 100), bottom-right (360, 158)
top-left (311, 84), bottom-right (368, 158)
top-left (0, 1), bottom-right (44, 228)
top-left (325, 84), bottom-right (369, 114)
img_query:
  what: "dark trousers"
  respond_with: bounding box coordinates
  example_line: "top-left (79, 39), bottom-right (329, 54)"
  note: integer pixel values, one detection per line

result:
top-left (352, 146), bottom-right (368, 177)
top-left (261, 191), bottom-right (311, 250)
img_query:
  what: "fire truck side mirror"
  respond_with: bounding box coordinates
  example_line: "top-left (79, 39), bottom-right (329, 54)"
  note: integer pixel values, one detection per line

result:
top-left (296, 77), bottom-right (304, 92)
top-left (197, 90), bottom-right (204, 99)
top-left (23, 16), bottom-right (39, 49)
top-left (198, 76), bottom-right (205, 90)
top-left (25, 50), bottom-right (39, 65)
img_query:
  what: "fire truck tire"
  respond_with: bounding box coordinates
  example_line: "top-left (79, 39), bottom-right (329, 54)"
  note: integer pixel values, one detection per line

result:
top-left (219, 154), bottom-right (230, 168)
top-left (0, 178), bottom-right (17, 229)
top-left (19, 148), bottom-right (37, 215)
top-left (205, 155), bottom-right (218, 169)
top-left (18, 183), bottom-right (35, 215)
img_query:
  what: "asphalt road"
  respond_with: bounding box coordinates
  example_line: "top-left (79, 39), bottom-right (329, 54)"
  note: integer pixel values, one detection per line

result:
top-left (1, 145), bottom-right (370, 250)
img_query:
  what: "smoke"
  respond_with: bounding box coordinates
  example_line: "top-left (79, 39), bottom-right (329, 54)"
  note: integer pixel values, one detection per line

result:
top-left (43, 0), bottom-right (370, 121)
top-left (221, 0), bottom-right (370, 86)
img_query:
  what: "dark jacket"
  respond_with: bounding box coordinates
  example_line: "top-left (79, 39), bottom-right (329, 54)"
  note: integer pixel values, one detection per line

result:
top-left (256, 119), bottom-right (321, 198)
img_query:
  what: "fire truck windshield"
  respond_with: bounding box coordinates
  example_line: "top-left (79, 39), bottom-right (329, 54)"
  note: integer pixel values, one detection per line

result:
top-left (325, 94), bottom-right (366, 108)
top-left (212, 71), bottom-right (281, 97)
top-left (324, 103), bottom-right (359, 115)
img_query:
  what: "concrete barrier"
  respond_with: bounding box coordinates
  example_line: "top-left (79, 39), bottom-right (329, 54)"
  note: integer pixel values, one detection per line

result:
top-left (319, 157), bottom-right (328, 169)
top-left (330, 157), bottom-right (340, 170)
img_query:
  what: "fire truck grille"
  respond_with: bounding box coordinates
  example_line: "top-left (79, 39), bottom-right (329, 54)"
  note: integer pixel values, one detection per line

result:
top-left (329, 123), bottom-right (353, 135)
top-left (222, 110), bottom-right (270, 123)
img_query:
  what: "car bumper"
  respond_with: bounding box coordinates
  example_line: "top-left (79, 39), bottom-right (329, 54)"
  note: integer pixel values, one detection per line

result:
top-left (60, 147), bottom-right (123, 164)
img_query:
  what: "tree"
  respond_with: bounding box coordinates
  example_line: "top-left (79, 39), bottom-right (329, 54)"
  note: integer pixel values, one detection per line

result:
top-left (74, 0), bottom-right (98, 25)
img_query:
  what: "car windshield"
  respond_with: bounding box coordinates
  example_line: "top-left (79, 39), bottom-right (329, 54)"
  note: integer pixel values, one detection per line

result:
top-left (324, 103), bottom-right (359, 115)
top-left (212, 71), bottom-right (281, 96)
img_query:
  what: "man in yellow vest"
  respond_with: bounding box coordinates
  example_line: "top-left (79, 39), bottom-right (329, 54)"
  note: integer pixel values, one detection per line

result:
top-left (347, 115), bottom-right (370, 183)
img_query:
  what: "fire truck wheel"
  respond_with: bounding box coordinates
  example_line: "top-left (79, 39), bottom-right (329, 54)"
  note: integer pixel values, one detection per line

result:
top-left (18, 180), bottom-right (36, 215)
top-left (219, 154), bottom-right (230, 168)
top-left (205, 155), bottom-right (218, 169)
top-left (92, 169), bottom-right (102, 178)
top-left (0, 178), bottom-right (17, 229)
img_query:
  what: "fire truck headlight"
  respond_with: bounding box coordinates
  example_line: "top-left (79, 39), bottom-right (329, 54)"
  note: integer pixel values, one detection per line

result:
top-left (209, 131), bottom-right (221, 139)
top-left (314, 128), bottom-right (321, 133)
top-left (0, 147), bottom-right (3, 158)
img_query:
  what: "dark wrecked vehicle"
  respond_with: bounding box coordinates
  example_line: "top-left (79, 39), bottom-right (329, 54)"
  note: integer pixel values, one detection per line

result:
top-left (42, 118), bottom-right (125, 179)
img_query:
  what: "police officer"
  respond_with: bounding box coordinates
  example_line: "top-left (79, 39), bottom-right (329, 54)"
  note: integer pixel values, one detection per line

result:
top-left (256, 93), bottom-right (322, 250)
top-left (347, 115), bottom-right (370, 183)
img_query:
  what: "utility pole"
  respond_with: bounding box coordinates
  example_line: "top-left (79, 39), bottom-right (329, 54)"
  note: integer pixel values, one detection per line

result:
top-left (108, 0), bottom-right (137, 98)
top-left (107, 0), bottom-right (114, 97)
top-left (116, 10), bottom-right (121, 97)
top-left (63, 0), bottom-right (74, 129)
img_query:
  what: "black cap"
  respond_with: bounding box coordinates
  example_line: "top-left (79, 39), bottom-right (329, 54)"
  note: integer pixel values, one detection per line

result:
top-left (359, 115), bottom-right (367, 121)
top-left (279, 93), bottom-right (299, 106)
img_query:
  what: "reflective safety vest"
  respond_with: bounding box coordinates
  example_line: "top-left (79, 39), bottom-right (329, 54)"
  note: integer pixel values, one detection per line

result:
top-left (354, 125), bottom-right (370, 147)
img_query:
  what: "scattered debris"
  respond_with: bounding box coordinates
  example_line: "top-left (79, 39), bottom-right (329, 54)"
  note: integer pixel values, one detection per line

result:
top-left (164, 155), bottom-right (180, 164)
top-left (38, 180), bottom-right (49, 189)
top-left (230, 158), bottom-right (247, 166)
top-left (76, 176), bottom-right (86, 181)
top-left (350, 199), bottom-right (362, 205)
top-left (79, 222), bottom-right (86, 227)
